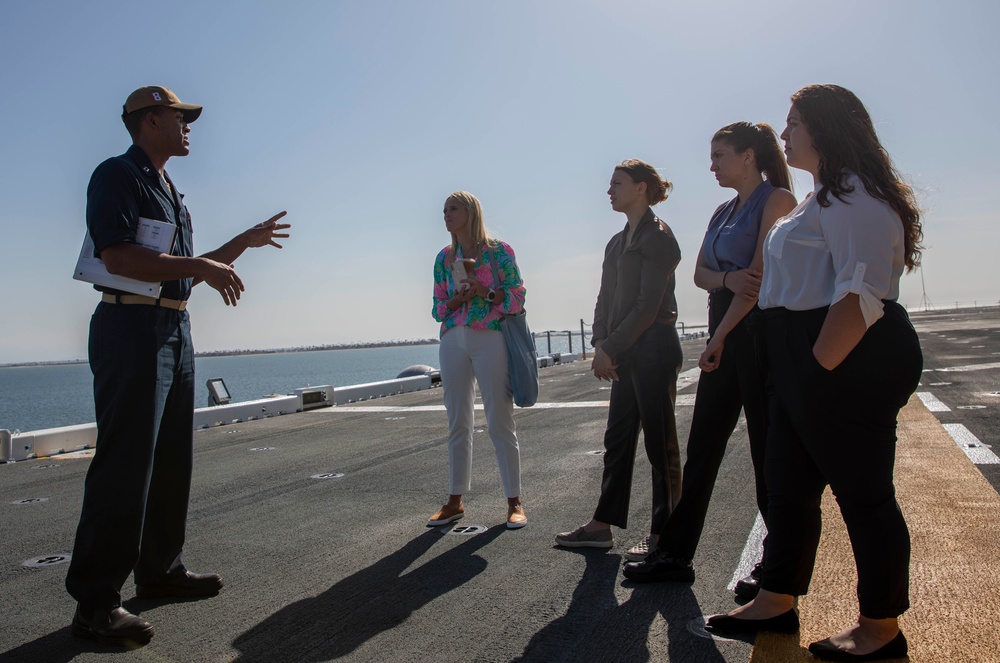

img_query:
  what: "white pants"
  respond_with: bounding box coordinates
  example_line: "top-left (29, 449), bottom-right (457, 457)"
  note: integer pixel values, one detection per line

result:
top-left (439, 325), bottom-right (521, 498)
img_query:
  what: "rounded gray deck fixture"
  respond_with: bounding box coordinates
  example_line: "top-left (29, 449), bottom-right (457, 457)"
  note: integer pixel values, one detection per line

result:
top-left (396, 364), bottom-right (441, 384)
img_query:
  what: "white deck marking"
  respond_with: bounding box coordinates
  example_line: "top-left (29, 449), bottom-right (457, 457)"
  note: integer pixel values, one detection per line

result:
top-left (917, 392), bottom-right (951, 412)
top-left (728, 513), bottom-right (766, 591)
top-left (935, 361), bottom-right (1000, 373)
top-left (313, 366), bottom-right (705, 415)
top-left (320, 395), bottom-right (697, 414)
top-left (942, 424), bottom-right (1000, 464)
top-left (677, 367), bottom-right (702, 392)
top-left (319, 402), bottom-right (610, 413)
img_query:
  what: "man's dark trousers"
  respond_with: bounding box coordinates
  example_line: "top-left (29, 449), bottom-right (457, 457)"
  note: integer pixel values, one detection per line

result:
top-left (66, 303), bottom-right (195, 610)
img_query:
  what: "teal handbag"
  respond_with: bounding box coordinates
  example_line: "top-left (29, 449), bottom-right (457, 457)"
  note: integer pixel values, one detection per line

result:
top-left (488, 246), bottom-right (539, 407)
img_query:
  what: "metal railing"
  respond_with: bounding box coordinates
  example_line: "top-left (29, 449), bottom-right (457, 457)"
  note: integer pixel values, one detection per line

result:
top-left (909, 300), bottom-right (1000, 313)
top-left (532, 319), bottom-right (710, 360)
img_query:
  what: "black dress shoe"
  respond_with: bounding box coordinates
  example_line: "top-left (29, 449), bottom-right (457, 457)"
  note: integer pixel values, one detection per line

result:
top-left (808, 631), bottom-right (908, 661)
top-left (705, 609), bottom-right (799, 635)
top-left (622, 549), bottom-right (695, 583)
top-left (136, 571), bottom-right (223, 599)
top-left (71, 605), bottom-right (154, 647)
top-left (734, 561), bottom-right (763, 600)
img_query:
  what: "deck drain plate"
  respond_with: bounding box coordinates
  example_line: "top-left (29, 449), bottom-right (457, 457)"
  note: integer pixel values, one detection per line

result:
top-left (686, 616), bottom-right (722, 641)
top-left (23, 553), bottom-right (72, 568)
top-left (249, 447), bottom-right (276, 452)
top-left (449, 525), bottom-right (488, 536)
top-left (311, 472), bottom-right (345, 480)
top-left (11, 498), bottom-right (49, 505)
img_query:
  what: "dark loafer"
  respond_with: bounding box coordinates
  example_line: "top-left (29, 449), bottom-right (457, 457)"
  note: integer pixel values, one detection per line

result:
top-left (136, 571), bottom-right (223, 599)
top-left (71, 605), bottom-right (154, 647)
top-left (622, 548), bottom-right (695, 583)
top-left (808, 631), bottom-right (908, 661)
top-left (705, 609), bottom-right (799, 635)
top-left (734, 561), bottom-right (763, 600)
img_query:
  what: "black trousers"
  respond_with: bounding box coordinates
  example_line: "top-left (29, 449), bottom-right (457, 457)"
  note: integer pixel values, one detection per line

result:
top-left (758, 302), bottom-right (922, 618)
top-left (66, 303), bottom-right (196, 610)
top-left (657, 291), bottom-right (768, 560)
top-left (594, 324), bottom-right (683, 533)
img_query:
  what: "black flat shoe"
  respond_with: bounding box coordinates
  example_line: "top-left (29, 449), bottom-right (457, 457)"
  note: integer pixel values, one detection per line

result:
top-left (622, 549), bottom-right (695, 583)
top-left (71, 605), bottom-right (154, 647)
top-left (705, 609), bottom-right (799, 635)
top-left (136, 571), bottom-right (223, 599)
top-left (734, 561), bottom-right (763, 600)
top-left (808, 631), bottom-right (908, 661)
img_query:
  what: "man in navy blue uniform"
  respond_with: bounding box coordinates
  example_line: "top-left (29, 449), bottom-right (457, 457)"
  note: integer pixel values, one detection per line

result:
top-left (66, 85), bottom-right (291, 647)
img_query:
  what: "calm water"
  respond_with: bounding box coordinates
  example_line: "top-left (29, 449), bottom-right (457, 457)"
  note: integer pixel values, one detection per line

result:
top-left (0, 345), bottom-right (440, 433)
top-left (0, 333), bottom-right (586, 433)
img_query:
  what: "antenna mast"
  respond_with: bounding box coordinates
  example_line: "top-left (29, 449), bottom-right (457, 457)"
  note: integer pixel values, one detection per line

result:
top-left (918, 265), bottom-right (933, 311)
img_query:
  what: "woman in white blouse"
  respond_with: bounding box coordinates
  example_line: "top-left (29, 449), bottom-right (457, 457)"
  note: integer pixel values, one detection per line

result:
top-left (705, 85), bottom-right (924, 663)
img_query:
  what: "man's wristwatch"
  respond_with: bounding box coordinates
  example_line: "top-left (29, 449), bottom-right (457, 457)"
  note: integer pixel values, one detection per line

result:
top-left (486, 288), bottom-right (497, 302)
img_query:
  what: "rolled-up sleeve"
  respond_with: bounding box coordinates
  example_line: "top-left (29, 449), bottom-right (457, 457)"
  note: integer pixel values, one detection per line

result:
top-left (432, 248), bottom-right (453, 323)
top-left (821, 192), bottom-right (902, 328)
top-left (494, 241), bottom-right (526, 315)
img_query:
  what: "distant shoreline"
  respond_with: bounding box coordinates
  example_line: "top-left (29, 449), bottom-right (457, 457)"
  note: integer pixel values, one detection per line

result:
top-left (0, 339), bottom-right (441, 369)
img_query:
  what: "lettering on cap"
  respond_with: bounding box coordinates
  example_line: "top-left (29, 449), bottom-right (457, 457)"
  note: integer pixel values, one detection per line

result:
top-left (152, 92), bottom-right (162, 101)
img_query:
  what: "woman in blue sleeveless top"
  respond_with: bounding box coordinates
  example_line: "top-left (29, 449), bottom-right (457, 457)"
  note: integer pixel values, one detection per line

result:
top-left (624, 122), bottom-right (795, 588)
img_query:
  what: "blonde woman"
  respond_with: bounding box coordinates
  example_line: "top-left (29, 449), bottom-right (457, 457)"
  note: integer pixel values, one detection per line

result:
top-left (429, 192), bottom-right (528, 529)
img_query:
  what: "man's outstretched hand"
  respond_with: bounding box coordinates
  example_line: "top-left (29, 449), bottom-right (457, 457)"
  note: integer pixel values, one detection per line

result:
top-left (245, 211), bottom-right (291, 249)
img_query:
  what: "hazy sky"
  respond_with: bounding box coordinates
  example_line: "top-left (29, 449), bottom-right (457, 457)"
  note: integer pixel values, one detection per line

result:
top-left (1, 0), bottom-right (996, 363)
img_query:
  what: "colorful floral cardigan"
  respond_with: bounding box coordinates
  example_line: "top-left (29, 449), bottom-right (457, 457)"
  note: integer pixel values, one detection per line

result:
top-left (432, 240), bottom-right (526, 337)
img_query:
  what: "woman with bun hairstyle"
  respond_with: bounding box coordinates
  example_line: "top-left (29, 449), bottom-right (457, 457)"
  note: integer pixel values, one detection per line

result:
top-left (556, 159), bottom-right (683, 555)
top-left (624, 122), bottom-right (795, 582)
top-left (705, 85), bottom-right (923, 663)
top-left (429, 191), bottom-right (528, 530)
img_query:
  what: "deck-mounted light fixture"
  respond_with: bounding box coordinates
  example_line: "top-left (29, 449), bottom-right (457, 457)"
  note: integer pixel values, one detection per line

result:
top-left (206, 378), bottom-right (232, 406)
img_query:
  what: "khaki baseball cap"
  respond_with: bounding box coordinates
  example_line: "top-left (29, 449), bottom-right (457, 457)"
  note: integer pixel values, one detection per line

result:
top-left (122, 86), bottom-right (202, 123)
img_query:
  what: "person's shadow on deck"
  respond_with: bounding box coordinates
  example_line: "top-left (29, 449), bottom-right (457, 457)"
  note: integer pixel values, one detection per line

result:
top-left (513, 549), bottom-right (727, 663)
top-left (231, 524), bottom-right (505, 662)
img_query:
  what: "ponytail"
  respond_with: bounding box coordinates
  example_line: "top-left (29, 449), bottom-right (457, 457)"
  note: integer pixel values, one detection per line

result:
top-left (713, 121), bottom-right (793, 194)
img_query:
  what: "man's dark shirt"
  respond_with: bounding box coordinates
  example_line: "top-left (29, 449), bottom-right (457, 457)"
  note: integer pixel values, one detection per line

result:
top-left (86, 144), bottom-right (194, 301)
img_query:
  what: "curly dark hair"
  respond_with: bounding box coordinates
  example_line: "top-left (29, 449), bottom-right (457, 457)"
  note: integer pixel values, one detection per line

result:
top-left (791, 84), bottom-right (923, 270)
